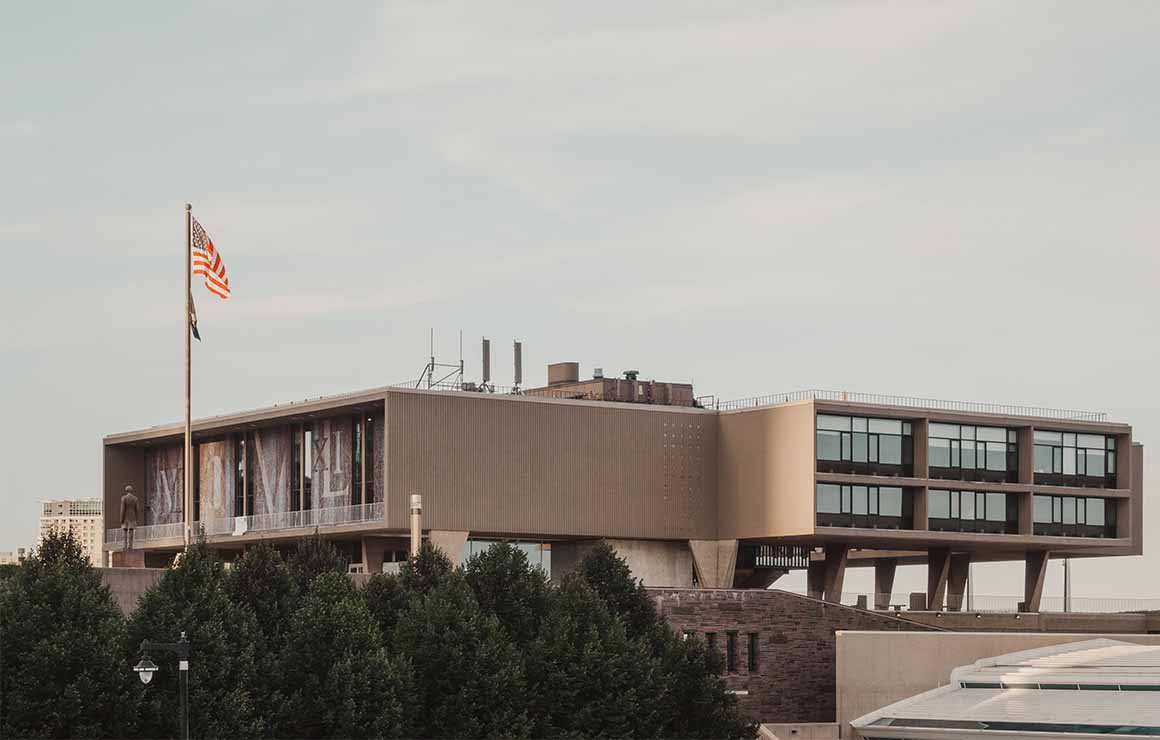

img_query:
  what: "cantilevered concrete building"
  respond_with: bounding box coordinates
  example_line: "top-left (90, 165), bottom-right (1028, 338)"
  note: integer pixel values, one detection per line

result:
top-left (103, 365), bottom-right (1143, 612)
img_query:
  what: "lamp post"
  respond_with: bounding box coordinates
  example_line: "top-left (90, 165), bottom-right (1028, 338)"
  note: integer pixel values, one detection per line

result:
top-left (133, 631), bottom-right (190, 740)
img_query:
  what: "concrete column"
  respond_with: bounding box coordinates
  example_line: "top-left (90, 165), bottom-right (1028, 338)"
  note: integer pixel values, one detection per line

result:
top-left (912, 486), bottom-right (930, 531)
top-left (874, 558), bottom-right (898, 610)
top-left (362, 537), bottom-right (387, 575)
top-left (689, 539), bottom-right (739, 589)
top-left (912, 418), bottom-right (930, 478)
top-left (927, 547), bottom-right (951, 611)
top-left (428, 530), bottom-right (469, 567)
top-left (807, 558), bottom-right (826, 600)
top-left (946, 553), bottom-right (971, 611)
top-left (1017, 428), bottom-right (1035, 485)
top-left (822, 543), bottom-right (849, 603)
top-left (1024, 550), bottom-right (1049, 612)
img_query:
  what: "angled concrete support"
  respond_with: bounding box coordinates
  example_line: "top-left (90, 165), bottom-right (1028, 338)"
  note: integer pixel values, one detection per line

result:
top-left (874, 558), bottom-right (898, 610)
top-left (428, 530), bottom-right (469, 567)
top-left (822, 543), bottom-right (849, 603)
top-left (1024, 550), bottom-right (1050, 613)
top-left (807, 559), bottom-right (826, 600)
top-left (927, 547), bottom-right (951, 611)
top-left (689, 539), bottom-right (738, 589)
top-left (947, 553), bottom-right (971, 611)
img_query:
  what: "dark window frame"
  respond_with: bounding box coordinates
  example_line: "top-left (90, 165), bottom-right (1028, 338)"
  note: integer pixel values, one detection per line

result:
top-left (1032, 494), bottom-right (1117, 538)
top-left (927, 489), bottom-right (1018, 534)
top-left (1033, 432), bottom-right (1117, 488)
top-left (815, 414), bottom-right (914, 477)
top-left (816, 483), bottom-right (914, 530)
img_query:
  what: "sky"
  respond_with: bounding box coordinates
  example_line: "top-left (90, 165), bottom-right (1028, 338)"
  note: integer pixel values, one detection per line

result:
top-left (2, 1), bottom-right (1157, 602)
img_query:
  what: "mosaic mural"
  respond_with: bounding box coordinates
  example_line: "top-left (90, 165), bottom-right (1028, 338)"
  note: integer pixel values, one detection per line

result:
top-left (252, 427), bottom-right (291, 517)
top-left (145, 444), bottom-right (183, 525)
top-left (371, 411), bottom-right (385, 504)
top-left (197, 440), bottom-right (234, 522)
top-left (311, 417), bottom-right (351, 509)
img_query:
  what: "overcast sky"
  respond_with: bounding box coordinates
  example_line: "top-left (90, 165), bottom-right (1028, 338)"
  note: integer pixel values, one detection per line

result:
top-left (2, 1), bottom-right (1157, 601)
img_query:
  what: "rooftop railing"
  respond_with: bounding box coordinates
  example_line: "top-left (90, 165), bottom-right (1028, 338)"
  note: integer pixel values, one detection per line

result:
top-left (714, 389), bottom-right (1107, 422)
top-left (106, 502), bottom-right (384, 548)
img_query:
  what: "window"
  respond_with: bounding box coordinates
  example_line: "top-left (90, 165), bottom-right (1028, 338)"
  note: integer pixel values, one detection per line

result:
top-left (1033, 494), bottom-right (1116, 537)
top-left (726, 632), bottom-right (738, 673)
top-left (928, 489), bottom-right (1016, 534)
top-left (748, 633), bottom-right (759, 673)
top-left (1034, 431), bottom-right (1117, 487)
top-left (303, 427), bottom-right (313, 509)
top-left (816, 414), bottom-right (913, 474)
top-left (816, 484), bottom-right (911, 529)
top-left (291, 429), bottom-right (302, 512)
top-left (929, 423), bottom-right (1018, 482)
top-left (352, 415), bottom-right (364, 506)
top-left (233, 436), bottom-right (246, 517)
top-left (706, 632), bottom-right (718, 658)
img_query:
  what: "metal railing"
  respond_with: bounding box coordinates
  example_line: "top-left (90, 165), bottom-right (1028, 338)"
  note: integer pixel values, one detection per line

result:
top-left (106, 502), bottom-right (384, 547)
top-left (715, 389), bottom-right (1107, 422)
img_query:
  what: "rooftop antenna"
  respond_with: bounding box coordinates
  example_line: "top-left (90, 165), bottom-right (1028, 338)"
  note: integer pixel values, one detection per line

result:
top-left (513, 340), bottom-right (523, 393)
top-left (481, 337), bottom-right (493, 391)
top-left (413, 329), bottom-right (464, 390)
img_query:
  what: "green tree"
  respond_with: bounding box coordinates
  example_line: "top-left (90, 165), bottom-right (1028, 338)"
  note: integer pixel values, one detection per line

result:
top-left (276, 572), bottom-right (410, 738)
top-left (224, 543), bottom-right (300, 736)
top-left (399, 540), bottom-right (454, 595)
top-left (462, 542), bottom-right (549, 646)
top-left (573, 542), bottom-right (661, 644)
top-left (525, 575), bottom-right (662, 737)
top-left (127, 541), bottom-right (263, 739)
top-left (392, 573), bottom-right (530, 738)
top-left (363, 571), bottom-right (408, 638)
top-left (0, 530), bottom-right (136, 739)
top-left (287, 531), bottom-right (348, 593)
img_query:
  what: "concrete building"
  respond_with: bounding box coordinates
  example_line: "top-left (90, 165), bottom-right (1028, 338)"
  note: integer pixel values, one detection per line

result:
top-left (0, 548), bottom-right (28, 565)
top-left (101, 367), bottom-right (1144, 609)
top-left (40, 498), bottom-right (103, 566)
top-left (852, 638), bottom-right (1160, 738)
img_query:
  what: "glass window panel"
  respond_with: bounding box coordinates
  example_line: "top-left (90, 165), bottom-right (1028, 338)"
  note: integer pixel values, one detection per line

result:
top-left (1076, 451), bottom-right (1086, 476)
top-left (977, 426), bottom-right (1007, 443)
top-left (852, 433), bottom-right (868, 463)
top-left (879, 435), bottom-right (902, 465)
top-left (960, 491), bottom-right (975, 520)
top-left (852, 486), bottom-right (869, 515)
top-left (1035, 430), bottom-right (1063, 445)
top-left (1008, 430), bottom-right (1018, 443)
top-left (1063, 448), bottom-right (1076, 475)
top-left (816, 431), bottom-right (842, 460)
top-left (817, 414), bottom-right (851, 432)
top-left (869, 435), bottom-right (879, 463)
top-left (929, 438), bottom-right (951, 468)
top-left (869, 489), bottom-right (879, 515)
top-left (1053, 447), bottom-right (1063, 473)
top-left (1077, 434), bottom-right (1104, 449)
top-left (1108, 451), bottom-right (1116, 474)
top-left (961, 442), bottom-right (976, 470)
top-left (879, 487), bottom-right (903, 517)
top-left (852, 417), bottom-right (868, 432)
top-left (841, 486), bottom-right (851, 513)
top-left (1076, 498), bottom-right (1086, 525)
top-left (1107, 437), bottom-right (1116, 451)
top-left (985, 443), bottom-right (1007, 471)
top-left (1087, 497), bottom-right (1106, 526)
top-left (1034, 495), bottom-right (1053, 523)
top-left (950, 440), bottom-right (961, 468)
top-left (961, 426), bottom-right (976, 440)
top-left (1034, 445), bottom-right (1054, 474)
top-left (1086, 449), bottom-right (1106, 478)
top-left (868, 418), bottom-right (902, 435)
top-left (950, 490), bottom-right (960, 519)
top-left (929, 490), bottom-right (951, 519)
top-left (1062, 497), bottom-right (1076, 524)
top-left (841, 433), bottom-right (851, 461)
top-left (929, 423), bottom-right (960, 439)
top-left (977, 492), bottom-right (986, 519)
top-left (986, 493), bottom-right (1007, 522)
top-left (816, 484), bottom-right (842, 513)
top-left (902, 422), bottom-right (912, 434)
top-left (1063, 433), bottom-right (1076, 447)
top-left (1053, 497), bottom-right (1062, 523)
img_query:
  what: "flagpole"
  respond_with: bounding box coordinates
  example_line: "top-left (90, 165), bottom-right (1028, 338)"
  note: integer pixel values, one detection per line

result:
top-left (184, 203), bottom-right (193, 548)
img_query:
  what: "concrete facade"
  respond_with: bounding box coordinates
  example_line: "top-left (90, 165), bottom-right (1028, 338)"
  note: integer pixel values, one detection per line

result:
top-left (552, 538), bottom-right (694, 588)
top-left (836, 630), bottom-right (1160, 738)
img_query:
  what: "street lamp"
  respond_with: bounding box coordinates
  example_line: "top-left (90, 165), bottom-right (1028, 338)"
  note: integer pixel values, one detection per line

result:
top-left (134, 631), bottom-right (190, 740)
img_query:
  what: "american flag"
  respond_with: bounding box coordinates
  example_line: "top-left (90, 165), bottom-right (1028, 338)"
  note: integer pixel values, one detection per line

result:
top-left (191, 216), bottom-right (230, 299)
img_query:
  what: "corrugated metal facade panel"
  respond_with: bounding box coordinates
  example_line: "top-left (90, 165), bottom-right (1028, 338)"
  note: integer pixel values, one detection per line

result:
top-left (386, 389), bottom-right (717, 540)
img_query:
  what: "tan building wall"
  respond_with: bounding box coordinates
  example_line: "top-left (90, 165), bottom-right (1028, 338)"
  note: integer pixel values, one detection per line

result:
top-left (836, 630), bottom-right (1160, 738)
top-left (717, 400), bottom-right (816, 540)
top-left (385, 388), bottom-right (718, 540)
top-left (40, 499), bottom-right (104, 566)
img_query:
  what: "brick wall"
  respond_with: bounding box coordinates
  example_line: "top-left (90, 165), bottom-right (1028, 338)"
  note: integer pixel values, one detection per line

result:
top-left (650, 588), bottom-right (939, 724)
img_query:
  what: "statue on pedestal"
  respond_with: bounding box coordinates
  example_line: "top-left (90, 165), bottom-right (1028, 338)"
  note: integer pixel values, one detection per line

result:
top-left (120, 484), bottom-right (140, 550)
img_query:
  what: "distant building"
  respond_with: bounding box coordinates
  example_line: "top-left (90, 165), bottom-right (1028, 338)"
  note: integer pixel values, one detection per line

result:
top-left (0, 548), bottom-right (28, 565)
top-left (853, 638), bottom-right (1160, 738)
top-left (40, 499), bottom-right (103, 566)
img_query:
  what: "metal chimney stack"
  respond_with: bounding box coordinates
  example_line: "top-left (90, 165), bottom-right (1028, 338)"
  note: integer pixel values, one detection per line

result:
top-left (409, 493), bottom-right (422, 558)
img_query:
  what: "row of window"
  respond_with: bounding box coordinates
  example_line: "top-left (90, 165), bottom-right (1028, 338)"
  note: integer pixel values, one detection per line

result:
top-left (814, 484), bottom-right (1118, 538)
top-left (816, 414), bottom-right (1121, 487)
top-left (687, 631), bottom-right (759, 674)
